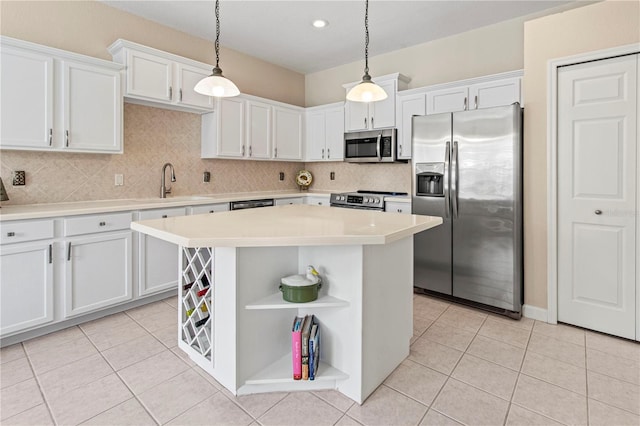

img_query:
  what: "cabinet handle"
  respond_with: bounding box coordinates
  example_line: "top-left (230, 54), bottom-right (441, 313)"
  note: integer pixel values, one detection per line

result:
top-left (169, 86), bottom-right (173, 99)
top-left (474, 95), bottom-right (478, 110)
top-left (179, 88), bottom-right (183, 102)
top-left (49, 244), bottom-right (52, 264)
top-left (399, 144), bottom-right (402, 155)
top-left (65, 130), bottom-right (69, 147)
top-left (242, 145), bottom-right (245, 156)
top-left (249, 146), bottom-right (252, 157)
top-left (274, 147), bottom-right (278, 158)
top-left (67, 242), bottom-right (72, 261)
top-left (595, 210), bottom-right (602, 215)
top-left (162, 214), bottom-right (168, 218)
top-left (321, 148), bottom-right (324, 159)
top-left (463, 97), bottom-right (468, 111)
top-left (6, 232), bottom-right (15, 237)
top-left (397, 209), bottom-right (403, 213)
top-left (209, 210), bottom-right (215, 213)
top-left (371, 117), bottom-right (374, 128)
top-left (364, 117), bottom-right (367, 128)
top-left (99, 221), bottom-right (106, 226)
top-left (327, 148), bottom-right (330, 159)
top-left (49, 128), bottom-right (53, 146)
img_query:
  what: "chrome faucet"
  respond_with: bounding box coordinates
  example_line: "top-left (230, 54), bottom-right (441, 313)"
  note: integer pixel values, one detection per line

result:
top-left (161, 163), bottom-right (176, 198)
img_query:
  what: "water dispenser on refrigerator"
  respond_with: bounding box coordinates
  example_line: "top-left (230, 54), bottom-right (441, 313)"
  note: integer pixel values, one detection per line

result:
top-left (416, 163), bottom-right (444, 197)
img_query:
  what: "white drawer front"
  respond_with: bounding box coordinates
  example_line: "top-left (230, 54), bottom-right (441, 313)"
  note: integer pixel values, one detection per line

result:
top-left (64, 212), bottom-right (132, 236)
top-left (1, 220), bottom-right (54, 244)
top-left (138, 207), bottom-right (186, 220)
top-left (385, 202), bottom-right (411, 214)
top-left (189, 204), bottom-right (229, 215)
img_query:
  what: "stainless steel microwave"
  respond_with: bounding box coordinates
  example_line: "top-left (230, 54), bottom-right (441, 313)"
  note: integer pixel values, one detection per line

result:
top-left (344, 129), bottom-right (405, 163)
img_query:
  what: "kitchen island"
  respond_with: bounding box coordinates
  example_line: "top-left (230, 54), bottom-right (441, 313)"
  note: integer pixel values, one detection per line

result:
top-left (131, 204), bottom-right (441, 404)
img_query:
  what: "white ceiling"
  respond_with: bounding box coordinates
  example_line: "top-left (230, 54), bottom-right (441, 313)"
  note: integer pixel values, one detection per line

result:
top-left (100, 0), bottom-right (574, 74)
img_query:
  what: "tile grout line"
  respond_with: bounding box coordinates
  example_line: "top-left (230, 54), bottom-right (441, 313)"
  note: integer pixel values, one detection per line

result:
top-left (76, 322), bottom-right (161, 426)
top-left (13, 342), bottom-right (57, 425)
top-left (502, 319), bottom-right (535, 426)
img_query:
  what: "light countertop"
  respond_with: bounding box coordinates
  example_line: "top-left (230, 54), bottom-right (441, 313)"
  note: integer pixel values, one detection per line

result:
top-left (131, 204), bottom-right (441, 247)
top-left (0, 190), bottom-right (411, 222)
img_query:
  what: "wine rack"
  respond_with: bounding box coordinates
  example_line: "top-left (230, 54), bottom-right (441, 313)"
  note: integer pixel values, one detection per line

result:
top-left (180, 247), bottom-right (213, 361)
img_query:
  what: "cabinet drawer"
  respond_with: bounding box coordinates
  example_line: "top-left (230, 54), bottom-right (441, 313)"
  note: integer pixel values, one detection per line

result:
top-left (189, 204), bottom-right (229, 215)
top-left (1, 220), bottom-right (54, 244)
top-left (64, 212), bottom-right (132, 236)
top-left (138, 207), bottom-right (186, 220)
top-left (385, 202), bottom-right (411, 214)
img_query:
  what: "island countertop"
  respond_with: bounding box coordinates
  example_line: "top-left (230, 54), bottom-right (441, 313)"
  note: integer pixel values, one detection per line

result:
top-left (131, 204), bottom-right (442, 247)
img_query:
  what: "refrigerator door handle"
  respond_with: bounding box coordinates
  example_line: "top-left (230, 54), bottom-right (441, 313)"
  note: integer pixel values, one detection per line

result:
top-left (376, 133), bottom-right (382, 161)
top-left (444, 141), bottom-right (451, 219)
top-left (451, 141), bottom-right (459, 218)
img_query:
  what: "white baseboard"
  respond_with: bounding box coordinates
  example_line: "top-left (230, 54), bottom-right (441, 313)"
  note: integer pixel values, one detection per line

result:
top-left (523, 304), bottom-right (548, 322)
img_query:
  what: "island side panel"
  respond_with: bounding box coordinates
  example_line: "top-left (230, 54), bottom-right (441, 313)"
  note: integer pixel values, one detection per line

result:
top-left (361, 236), bottom-right (413, 400)
top-left (298, 245), bottom-right (364, 403)
top-left (235, 246), bottom-right (299, 389)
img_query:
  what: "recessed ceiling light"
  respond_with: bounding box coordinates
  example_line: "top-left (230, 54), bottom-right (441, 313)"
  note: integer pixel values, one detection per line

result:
top-left (312, 19), bottom-right (328, 29)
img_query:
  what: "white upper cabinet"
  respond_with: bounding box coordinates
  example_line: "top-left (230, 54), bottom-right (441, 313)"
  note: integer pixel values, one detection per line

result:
top-left (109, 39), bottom-right (214, 113)
top-left (1, 45), bottom-right (53, 150)
top-left (202, 94), bottom-right (303, 161)
top-left (343, 73), bottom-right (409, 132)
top-left (63, 61), bottom-right (122, 152)
top-left (396, 93), bottom-right (426, 160)
top-left (305, 102), bottom-right (344, 161)
top-left (0, 36), bottom-right (123, 154)
top-left (426, 73), bottom-right (522, 115)
top-left (273, 106), bottom-right (303, 160)
top-left (246, 100), bottom-right (272, 159)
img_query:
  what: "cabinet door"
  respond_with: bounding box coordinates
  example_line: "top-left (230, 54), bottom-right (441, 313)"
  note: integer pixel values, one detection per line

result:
top-left (64, 231), bottom-right (132, 317)
top-left (469, 77), bottom-right (521, 110)
top-left (63, 61), bottom-right (122, 153)
top-left (370, 79), bottom-right (396, 129)
top-left (345, 100), bottom-right (369, 132)
top-left (325, 108), bottom-right (345, 161)
top-left (397, 93), bottom-right (426, 160)
top-left (126, 49), bottom-right (172, 102)
top-left (217, 97), bottom-right (245, 157)
top-left (306, 111), bottom-right (326, 161)
top-left (176, 63), bottom-right (214, 109)
top-left (138, 207), bottom-right (185, 296)
top-left (273, 106), bottom-right (302, 160)
top-left (246, 100), bottom-right (272, 159)
top-left (426, 86), bottom-right (469, 114)
top-left (0, 46), bottom-right (54, 150)
top-left (0, 242), bottom-right (53, 336)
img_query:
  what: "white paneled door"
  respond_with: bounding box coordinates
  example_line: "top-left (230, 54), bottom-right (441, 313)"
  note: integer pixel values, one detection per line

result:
top-left (557, 54), bottom-right (638, 340)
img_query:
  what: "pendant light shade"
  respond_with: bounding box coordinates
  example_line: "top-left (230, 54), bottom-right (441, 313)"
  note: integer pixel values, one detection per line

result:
top-left (347, 0), bottom-right (387, 103)
top-left (195, 0), bottom-right (239, 97)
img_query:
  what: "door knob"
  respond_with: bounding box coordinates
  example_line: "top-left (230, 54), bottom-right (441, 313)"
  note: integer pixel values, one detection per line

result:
top-left (594, 210), bottom-right (602, 215)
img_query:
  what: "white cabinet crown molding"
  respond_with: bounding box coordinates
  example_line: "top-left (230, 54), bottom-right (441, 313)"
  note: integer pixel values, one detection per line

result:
top-left (397, 69), bottom-right (523, 98)
top-left (342, 72), bottom-right (411, 89)
top-left (107, 39), bottom-right (212, 72)
top-left (1, 36), bottom-right (123, 71)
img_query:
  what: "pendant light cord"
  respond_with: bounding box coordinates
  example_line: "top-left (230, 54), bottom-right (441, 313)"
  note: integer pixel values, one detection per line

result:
top-left (364, 0), bottom-right (369, 75)
top-left (215, 0), bottom-right (220, 68)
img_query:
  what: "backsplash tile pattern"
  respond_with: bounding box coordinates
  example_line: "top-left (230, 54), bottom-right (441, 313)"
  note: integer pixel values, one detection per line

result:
top-left (0, 103), bottom-right (412, 206)
top-left (0, 104), bottom-right (301, 205)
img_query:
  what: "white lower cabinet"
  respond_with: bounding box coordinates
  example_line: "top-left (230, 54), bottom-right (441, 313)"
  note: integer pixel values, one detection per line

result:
top-left (63, 212), bottom-right (133, 317)
top-left (0, 241), bottom-right (54, 336)
top-left (304, 196), bottom-right (330, 206)
top-left (138, 207), bottom-right (186, 296)
top-left (275, 197), bottom-right (304, 206)
top-left (384, 201), bottom-right (410, 214)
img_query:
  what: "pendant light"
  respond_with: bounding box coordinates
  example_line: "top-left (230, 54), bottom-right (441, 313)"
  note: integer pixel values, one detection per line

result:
top-left (346, 0), bottom-right (387, 103)
top-left (194, 0), bottom-right (240, 97)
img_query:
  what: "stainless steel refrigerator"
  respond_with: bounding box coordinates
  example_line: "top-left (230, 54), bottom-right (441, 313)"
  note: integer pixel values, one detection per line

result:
top-left (412, 103), bottom-right (523, 317)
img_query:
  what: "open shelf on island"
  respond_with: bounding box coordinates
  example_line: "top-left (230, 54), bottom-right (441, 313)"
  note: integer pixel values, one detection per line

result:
top-left (245, 292), bottom-right (350, 310)
top-left (243, 353), bottom-right (348, 386)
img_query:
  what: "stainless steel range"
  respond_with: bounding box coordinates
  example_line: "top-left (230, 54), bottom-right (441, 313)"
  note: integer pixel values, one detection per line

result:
top-left (330, 190), bottom-right (408, 211)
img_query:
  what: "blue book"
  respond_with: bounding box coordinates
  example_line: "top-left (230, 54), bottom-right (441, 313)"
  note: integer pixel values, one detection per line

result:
top-left (309, 323), bottom-right (319, 380)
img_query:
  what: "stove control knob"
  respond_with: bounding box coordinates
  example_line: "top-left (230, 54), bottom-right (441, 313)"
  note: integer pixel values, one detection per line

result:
top-left (375, 198), bottom-right (380, 204)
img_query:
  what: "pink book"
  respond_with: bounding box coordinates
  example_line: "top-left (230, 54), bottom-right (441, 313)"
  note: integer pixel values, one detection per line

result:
top-left (291, 316), bottom-right (304, 380)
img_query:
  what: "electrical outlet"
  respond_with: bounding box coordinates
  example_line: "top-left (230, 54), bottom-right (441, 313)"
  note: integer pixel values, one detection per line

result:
top-left (114, 174), bottom-right (124, 186)
top-left (203, 171), bottom-right (211, 183)
top-left (279, 172), bottom-right (285, 181)
top-left (12, 171), bottom-right (25, 186)
top-left (330, 171), bottom-right (335, 181)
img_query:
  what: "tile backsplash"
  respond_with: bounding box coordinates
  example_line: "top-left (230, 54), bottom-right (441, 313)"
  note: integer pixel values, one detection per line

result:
top-left (0, 103), bottom-right (411, 206)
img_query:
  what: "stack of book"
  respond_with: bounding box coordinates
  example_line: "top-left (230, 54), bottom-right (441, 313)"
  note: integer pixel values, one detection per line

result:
top-left (291, 315), bottom-right (320, 380)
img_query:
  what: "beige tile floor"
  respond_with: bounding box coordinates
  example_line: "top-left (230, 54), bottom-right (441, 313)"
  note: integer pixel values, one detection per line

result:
top-left (1, 294), bottom-right (639, 425)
